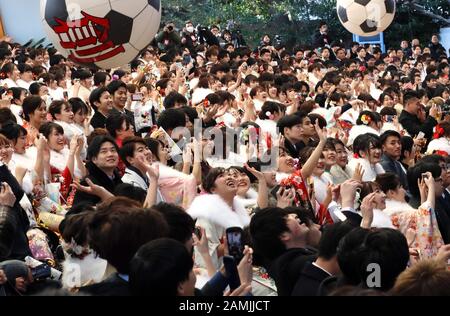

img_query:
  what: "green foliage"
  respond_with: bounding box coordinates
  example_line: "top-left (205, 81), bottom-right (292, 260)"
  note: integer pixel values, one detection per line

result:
top-left (161, 0), bottom-right (449, 49)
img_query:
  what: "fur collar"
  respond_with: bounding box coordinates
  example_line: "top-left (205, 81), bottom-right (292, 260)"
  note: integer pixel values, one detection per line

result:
top-left (188, 194), bottom-right (250, 228)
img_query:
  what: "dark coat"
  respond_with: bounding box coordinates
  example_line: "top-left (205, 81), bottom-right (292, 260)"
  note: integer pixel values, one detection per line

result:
top-left (267, 248), bottom-right (317, 296)
top-left (379, 154), bottom-right (409, 190)
top-left (398, 110), bottom-right (437, 140)
top-left (435, 196), bottom-right (450, 244)
top-left (342, 211), bottom-right (363, 227)
top-left (109, 107), bottom-right (135, 129)
top-left (80, 273), bottom-right (130, 296)
top-left (312, 32), bottom-right (330, 48)
top-left (72, 161), bottom-right (122, 208)
top-left (90, 111), bottom-right (107, 129)
top-left (291, 261), bottom-right (331, 296)
top-left (284, 138), bottom-right (300, 159)
top-left (0, 164), bottom-right (31, 261)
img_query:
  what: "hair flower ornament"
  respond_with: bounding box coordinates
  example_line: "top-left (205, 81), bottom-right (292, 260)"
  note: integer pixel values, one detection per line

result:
top-left (360, 114), bottom-right (371, 125)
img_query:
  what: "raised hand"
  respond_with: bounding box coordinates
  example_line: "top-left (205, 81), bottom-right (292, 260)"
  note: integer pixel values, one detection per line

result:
top-left (276, 187), bottom-right (295, 208)
top-left (360, 192), bottom-right (375, 228)
top-left (435, 244), bottom-right (450, 264)
top-left (192, 226), bottom-right (209, 255)
top-left (237, 246), bottom-right (253, 286)
top-left (244, 163), bottom-right (265, 182)
top-left (182, 143), bottom-right (193, 165)
top-left (315, 122), bottom-right (327, 143)
top-left (352, 163), bottom-right (365, 181)
top-left (69, 136), bottom-right (79, 155)
top-left (71, 178), bottom-right (112, 200)
top-left (0, 182), bottom-right (16, 207)
top-left (147, 163), bottom-right (159, 181)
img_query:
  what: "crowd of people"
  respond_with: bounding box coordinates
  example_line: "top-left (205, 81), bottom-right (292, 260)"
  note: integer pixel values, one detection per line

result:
top-left (1, 19), bottom-right (450, 296)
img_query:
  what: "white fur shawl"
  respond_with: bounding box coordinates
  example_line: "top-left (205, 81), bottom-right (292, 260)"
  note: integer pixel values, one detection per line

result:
top-left (188, 194), bottom-right (250, 229)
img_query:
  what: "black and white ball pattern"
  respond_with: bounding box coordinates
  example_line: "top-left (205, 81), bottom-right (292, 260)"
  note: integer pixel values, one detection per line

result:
top-left (40, 0), bottom-right (161, 69)
top-left (337, 0), bottom-right (396, 37)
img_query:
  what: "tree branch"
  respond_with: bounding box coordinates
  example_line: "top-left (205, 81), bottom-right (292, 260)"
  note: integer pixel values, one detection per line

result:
top-left (406, 0), bottom-right (450, 25)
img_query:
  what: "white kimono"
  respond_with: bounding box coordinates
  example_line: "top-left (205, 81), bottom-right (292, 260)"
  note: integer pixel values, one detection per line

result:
top-left (188, 194), bottom-right (250, 270)
top-left (348, 157), bottom-right (385, 182)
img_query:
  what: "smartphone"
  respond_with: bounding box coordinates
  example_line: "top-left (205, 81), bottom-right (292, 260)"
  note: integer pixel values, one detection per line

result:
top-left (194, 227), bottom-right (202, 240)
top-left (31, 263), bottom-right (51, 281)
top-left (63, 91), bottom-right (69, 99)
top-left (223, 255), bottom-right (241, 291)
top-left (132, 93), bottom-right (143, 101)
top-left (417, 131), bottom-right (425, 140)
top-left (226, 227), bottom-right (244, 263)
top-left (270, 61), bottom-right (278, 67)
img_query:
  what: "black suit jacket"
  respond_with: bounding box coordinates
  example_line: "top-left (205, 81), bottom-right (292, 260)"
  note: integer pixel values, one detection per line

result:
top-left (291, 261), bottom-right (331, 296)
top-left (342, 211), bottom-right (363, 227)
top-left (268, 248), bottom-right (317, 296)
top-left (110, 107), bottom-right (135, 129)
top-left (79, 273), bottom-right (130, 296)
top-left (0, 163), bottom-right (31, 261)
top-left (90, 111), bottom-right (107, 129)
top-left (435, 197), bottom-right (450, 244)
top-left (72, 161), bottom-right (123, 208)
top-left (399, 110), bottom-right (437, 140)
top-left (379, 154), bottom-right (409, 190)
top-left (283, 138), bottom-right (300, 159)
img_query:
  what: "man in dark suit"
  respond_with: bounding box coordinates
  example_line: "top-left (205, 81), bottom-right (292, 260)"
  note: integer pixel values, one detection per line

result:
top-left (250, 207), bottom-right (321, 296)
top-left (277, 113), bottom-right (315, 159)
top-left (107, 80), bottom-right (135, 129)
top-left (292, 222), bottom-right (354, 296)
top-left (72, 135), bottom-right (123, 208)
top-left (399, 91), bottom-right (438, 139)
top-left (312, 22), bottom-right (330, 48)
top-left (379, 130), bottom-right (409, 191)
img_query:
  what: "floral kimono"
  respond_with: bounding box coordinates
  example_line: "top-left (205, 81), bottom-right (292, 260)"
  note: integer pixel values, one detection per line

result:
top-left (387, 200), bottom-right (444, 259)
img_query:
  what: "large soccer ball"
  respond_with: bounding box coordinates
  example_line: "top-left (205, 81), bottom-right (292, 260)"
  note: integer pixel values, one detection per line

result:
top-left (336, 0), bottom-right (396, 37)
top-left (40, 0), bottom-right (161, 69)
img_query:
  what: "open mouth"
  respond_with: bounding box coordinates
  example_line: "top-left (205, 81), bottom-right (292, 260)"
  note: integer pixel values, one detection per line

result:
top-left (238, 180), bottom-right (247, 187)
top-left (52, 11), bottom-right (125, 64)
top-left (226, 179), bottom-right (236, 187)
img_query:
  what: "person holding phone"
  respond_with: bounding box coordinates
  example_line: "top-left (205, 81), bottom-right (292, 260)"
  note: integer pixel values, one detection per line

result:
top-left (376, 172), bottom-right (443, 260)
top-left (399, 91), bottom-right (438, 141)
top-left (188, 167), bottom-right (250, 270)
